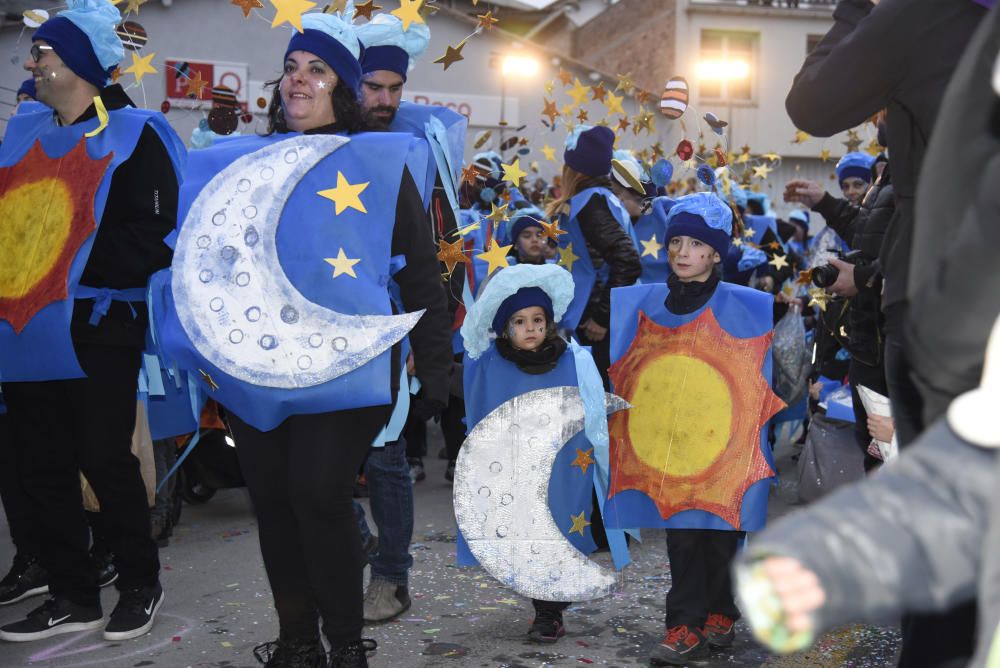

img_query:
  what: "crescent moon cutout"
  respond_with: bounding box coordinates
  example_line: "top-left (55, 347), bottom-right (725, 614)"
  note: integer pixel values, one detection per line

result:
top-left (172, 135), bottom-right (423, 389)
top-left (454, 387), bottom-right (629, 601)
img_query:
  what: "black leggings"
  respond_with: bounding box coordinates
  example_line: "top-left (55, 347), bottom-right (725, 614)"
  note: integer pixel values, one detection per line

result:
top-left (230, 405), bottom-right (391, 646)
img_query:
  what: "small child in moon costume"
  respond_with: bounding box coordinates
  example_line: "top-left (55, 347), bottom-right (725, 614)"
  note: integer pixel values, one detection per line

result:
top-left (456, 263), bottom-right (631, 643)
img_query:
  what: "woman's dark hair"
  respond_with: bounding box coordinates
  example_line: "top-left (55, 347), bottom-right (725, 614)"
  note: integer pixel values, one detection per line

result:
top-left (263, 75), bottom-right (365, 135)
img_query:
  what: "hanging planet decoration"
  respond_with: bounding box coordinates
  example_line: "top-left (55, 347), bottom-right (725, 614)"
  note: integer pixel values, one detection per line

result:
top-left (676, 140), bottom-right (694, 161)
top-left (241, 112), bottom-right (253, 124)
top-left (659, 76), bottom-right (689, 119)
top-left (704, 112), bottom-right (728, 136)
top-left (160, 100), bottom-right (171, 114)
top-left (256, 96), bottom-right (268, 110)
top-left (500, 136), bottom-right (521, 153)
top-left (208, 85), bottom-right (240, 135)
top-left (22, 9), bottom-right (49, 28)
top-left (714, 146), bottom-right (727, 167)
top-left (473, 130), bottom-right (492, 150)
top-left (696, 164), bottom-right (716, 187)
top-left (517, 146), bottom-right (531, 157)
top-left (115, 21), bottom-right (148, 51)
top-left (651, 159), bottom-right (673, 188)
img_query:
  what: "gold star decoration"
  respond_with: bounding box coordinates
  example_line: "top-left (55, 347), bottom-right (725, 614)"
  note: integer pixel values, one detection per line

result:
top-left (198, 369), bottom-right (219, 391)
top-left (124, 51), bottom-right (157, 83)
top-left (433, 41), bottom-right (466, 70)
top-left (231, 0), bottom-right (264, 18)
top-left (184, 71), bottom-right (209, 98)
top-left (459, 163), bottom-right (478, 187)
top-left (544, 80), bottom-right (554, 95)
top-left (501, 158), bottom-right (527, 186)
top-left (317, 172), bottom-right (369, 214)
top-left (324, 248), bottom-right (361, 279)
top-left (558, 243), bottom-right (580, 272)
top-left (864, 139), bottom-right (881, 157)
top-left (767, 241), bottom-right (782, 251)
top-left (567, 78), bottom-right (590, 107)
top-left (807, 287), bottom-right (830, 311)
top-left (743, 226), bottom-right (756, 239)
top-left (569, 511), bottom-right (591, 536)
top-left (354, 0), bottom-right (381, 19)
top-left (819, 148), bottom-right (832, 162)
top-left (640, 235), bottom-right (664, 259)
top-left (634, 108), bottom-right (655, 134)
top-left (436, 237), bottom-right (469, 274)
top-left (110, 66), bottom-right (123, 84)
top-left (542, 98), bottom-right (559, 125)
top-left (604, 91), bottom-right (625, 117)
top-left (557, 68), bottom-right (572, 86)
top-left (475, 241), bottom-right (512, 276)
top-left (572, 448), bottom-right (595, 474)
top-left (615, 72), bottom-right (635, 95)
top-left (769, 253), bottom-right (789, 270)
top-left (576, 108), bottom-right (589, 123)
top-left (560, 103), bottom-right (575, 118)
top-left (761, 152), bottom-right (781, 162)
top-left (119, 0), bottom-right (149, 15)
top-left (792, 130), bottom-right (811, 144)
top-left (541, 144), bottom-right (556, 162)
top-left (270, 0), bottom-right (317, 31)
top-left (796, 270), bottom-right (814, 287)
top-left (843, 129), bottom-right (862, 152)
top-left (616, 116), bottom-right (631, 134)
top-left (323, 0), bottom-right (348, 12)
top-left (391, 0), bottom-right (424, 31)
top-left (540, 219), bottom-right (567, 242)
top-left (476, 10), bottom-right (499, 30)
top-left (753, 163), bottom-right (773, 180)
top-left (486, 202), bottom-right (509, 225)
top-left (733, 237), bottom-right (743, 247)
top-left (635, 89), bottom-right (652, 105)
top-left (591, 82), bottom-right (607, 103)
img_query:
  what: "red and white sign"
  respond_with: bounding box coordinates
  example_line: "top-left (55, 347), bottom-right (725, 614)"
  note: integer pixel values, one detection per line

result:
top-left (165, 58), bottom-right (249, 111)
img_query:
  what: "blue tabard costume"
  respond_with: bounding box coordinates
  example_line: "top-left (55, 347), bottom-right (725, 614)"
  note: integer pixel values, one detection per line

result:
top-left (151, 131), bottom-right (429, 432)
top-left (391, 101), bottom-right (467, 217)
top-left (633, 196), bottom-right (675, 285)
top-left (557, 187), bottom-right (636, 331)
top-left (0, 102), bottom-right (185, 382)
top-left (603, 281), bottom-right (778, 532)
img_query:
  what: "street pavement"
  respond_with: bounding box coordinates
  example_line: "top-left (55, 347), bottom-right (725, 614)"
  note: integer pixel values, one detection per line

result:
top-left (0, 424), bottom-right (900, 667)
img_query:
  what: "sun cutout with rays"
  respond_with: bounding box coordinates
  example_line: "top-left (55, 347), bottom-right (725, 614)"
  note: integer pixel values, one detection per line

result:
top-left (607, 308), bottom-right (785, 529)
top-left (0, 139), bottom-right (113, 333)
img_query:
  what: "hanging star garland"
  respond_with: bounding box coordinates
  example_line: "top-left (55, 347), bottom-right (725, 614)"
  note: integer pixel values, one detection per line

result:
top-left (752, 163), bottom-right (773, 180)
top-left (761, 152), bottom-right (781, 162)
top-left (459, 163), bottom-right (478, 187)
top-left (557, 68), bottom-right (572, 86)
top-left (604, 91), bottom-right (625, 117)
top-left (391, 0), bottom-right (424, 31)
top-left (842, 129), bottom-right (862, 152)
top-left (184, 71), bottom-right (209, 98)
top-left (436, 238), bottom-right (470, 274)
top-left (567, 78), bottom-right (590, 107)
top-left (476, 241), bottom-right (512, 276)
top-left (590, 82), bottom-right (607, 102)
top-left (542, 98), bottom-right (559, 125)
top-left (486, 202), bottom-right (509, 225)
top-left (433, 38), bottom-right (467, 70)
top-left (476, 10), bottom-right (499, 30)
top-left (819, 148), bottom-right (832, 162)
top-left (576, 108), bottom-right (589, 123)
top-left (560, 102), bottom-right (575, 118)
top-left (270, 0), bottom-right (317, 31)
top-left (124, 51), bottom-right (157, 83)
top-left (501, 158), bottom-right (527, 186)
top-left (792, 130), bottom-right (811, 144)
top-left (615, 72), bottom-right (635, 95)
top-left (540, 219), bottom-right (567, 242)
top-left (807, 287), bottom-right (830, 311)
top-left (354, 0), bottom-right (381, 19)
top-left (616, 117), bottom-right (630, 134)
top-left (120, 0), bottom-right (149, 15)
top-left (317, 172), bottom-right (369, 214)
top-left (541, 144), bottom-right (556, 162)
top-left (324, 248), bottom-right (361, 279)
top-left (864, 139), bottom-right (881, 157)
top-left (232, 0), bottom-right (264, 18)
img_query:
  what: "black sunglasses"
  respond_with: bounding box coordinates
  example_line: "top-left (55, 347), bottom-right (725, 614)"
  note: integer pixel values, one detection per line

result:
top-left (29, 44), bottom-right (54, 63)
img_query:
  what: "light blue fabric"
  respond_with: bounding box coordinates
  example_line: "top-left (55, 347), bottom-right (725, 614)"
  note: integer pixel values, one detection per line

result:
top-left (738, 246), bottom-right (769, 271)
top-left (355, 13), bottom-right (430, 67)
top-left (57, 0), bottom-right (123, 72)
top-left (665, 191), bottom-right (733, 236)
top-left (299, 12), bottom-right (361, 59)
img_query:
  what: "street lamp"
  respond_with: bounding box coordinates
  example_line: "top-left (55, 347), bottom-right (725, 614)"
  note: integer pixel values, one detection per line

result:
top-left (695, 58), bottom-right (750, 146)
top-left (495, 52), bottom-right (540, 146)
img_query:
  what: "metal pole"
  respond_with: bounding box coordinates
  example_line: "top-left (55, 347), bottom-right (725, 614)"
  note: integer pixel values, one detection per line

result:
top-left (499, 72), bottom-right (507, 149)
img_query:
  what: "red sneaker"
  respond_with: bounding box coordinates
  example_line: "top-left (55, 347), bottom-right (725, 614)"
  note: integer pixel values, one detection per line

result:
top-left (703, 612), bottom-right (736, 648)
top-left (650, 625), bottom-right (709, 665)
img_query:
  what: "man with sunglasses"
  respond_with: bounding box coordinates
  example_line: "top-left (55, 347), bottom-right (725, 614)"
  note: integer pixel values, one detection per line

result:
top-left (0, 0), bottom-right (184, 644)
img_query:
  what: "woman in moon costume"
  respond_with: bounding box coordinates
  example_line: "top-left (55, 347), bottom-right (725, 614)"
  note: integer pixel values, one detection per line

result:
top-left (152, 12), bottom-right (451, 668)
top-left (456, 263), bottom-right (631, 644)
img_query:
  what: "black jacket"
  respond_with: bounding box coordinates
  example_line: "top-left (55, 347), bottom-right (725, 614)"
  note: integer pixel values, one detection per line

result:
top-left (576, 190), bottom-right (642, 328)
top-left (906, 5), bottom-right (1000, 423)
top-left (785, 0), bottom-right (986, 308)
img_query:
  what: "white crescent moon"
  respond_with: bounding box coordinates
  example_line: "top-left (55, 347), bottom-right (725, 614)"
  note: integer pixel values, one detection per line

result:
top-left (454, 386), bottom-right (628, 601)
top-left (172, 135), bottom-right (422, 389)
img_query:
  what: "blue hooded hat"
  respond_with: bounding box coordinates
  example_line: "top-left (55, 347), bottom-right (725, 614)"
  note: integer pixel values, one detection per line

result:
top-left (664, 192), bottom-right (733, 258)
top-left (33, 0), bottom-right (123, 89)
top-left (357, 13), bottom-right (430, 82)
top-left (835, 152), bottom-right (875, 185)
top-left (286, 12), bottom-right (363, 93)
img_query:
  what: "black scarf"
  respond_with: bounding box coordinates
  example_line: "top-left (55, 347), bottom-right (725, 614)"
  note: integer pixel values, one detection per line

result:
top-left (495, 336), bottom-right (568, 375)
top-left (665, 271), bottom-right (721, 315)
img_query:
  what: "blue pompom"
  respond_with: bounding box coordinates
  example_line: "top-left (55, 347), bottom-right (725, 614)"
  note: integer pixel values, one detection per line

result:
top-left (651, 159), bottom-right (673, 187)
top-left (480, 187), bottom-right (496, 204)
top-left (696, 164), bottom-right (716, 187)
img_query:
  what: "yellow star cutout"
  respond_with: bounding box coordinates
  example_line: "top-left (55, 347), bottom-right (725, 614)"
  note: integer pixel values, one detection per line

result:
top-left (501, 158), bottom-right (526, 186)
top-left (761, 152), bottom-right (781, 162)
top-left (476, 10), bottom-right (499, 31)
top-left (391, 0), bottom-right (424, 31)
top-left (572, 448), bottom-right (595, 474)
top-left (486, 202), bottom-right (509, 225)
top-left (792, 130), bottom-right (811, 144)
top-left (540, 219), bottom-right (567, 242)
top-left (615, 72), bottom-right (635, 95)
top-left (769, 253), bottom-right (789, 270)
top-left (753, 164), bottom-right (773, 180)
top-left (819, 148), bottom-right (832, 162)
top-left (560, 103), bottom-right (576, 118)
top-left (541, 144), bottom-right (556, 162)
top-left (733, 237), bottom-right (743, 247)
top-left (184, 71), bottom-right (209, 98)
top-left (317, 172), bottom-right (369, 215)
top-left (118, 0), bottom-right (149, 15)
top-left (568, 511), bottom-right (591, 536)
top-left (433, 41), bottom-right (466, 70)
top-left (604, 91), bottom-right (625, 116)
top-left (270, 0), bottom-right (317, 32)
top-left (567, 78), bottom-right (590, 107)
top-left (640, 235), bottom-right (664, 259)
top-left (124, 51), bottom-right (157, 83)
top-left (324, 248), bottom-right (361, 279)
top-left (558, 243), bottom-right (580, 272)
top-left (807, 287), bottom-right (830, 311)
top-left (475, 241), bottom-right (512, 276)
top-left (744, 226), bottom-right (756, 239)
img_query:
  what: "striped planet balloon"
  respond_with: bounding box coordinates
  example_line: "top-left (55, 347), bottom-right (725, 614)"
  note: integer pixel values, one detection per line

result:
top-left (115, 21), bottom-right (148, 51)
top-left (659, 76), bottom-right (689, 119)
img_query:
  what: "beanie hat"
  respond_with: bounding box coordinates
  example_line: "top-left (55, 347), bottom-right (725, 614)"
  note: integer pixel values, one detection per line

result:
top-left (357, 13), bottom-right (430, 82)
top-left (664, 192), bottom-right (733, 258)
top-left (564, 125), bottom-right (614, 177)
top-left (491, 287), bottom-right (553, 334)
top-left (16, 78), bottom-right (36, 100)
top-left (509, 206), bottom-right (545, 241)
top-left (33, 0), bottom-right (123, 89)
top-left (286, 12), bottom-right (363, 93)
top-left (835, 152), bottom-right (875, 185)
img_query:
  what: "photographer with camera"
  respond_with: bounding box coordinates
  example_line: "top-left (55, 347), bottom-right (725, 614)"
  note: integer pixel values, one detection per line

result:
top-left (786, 150), bottom-right (894, 470)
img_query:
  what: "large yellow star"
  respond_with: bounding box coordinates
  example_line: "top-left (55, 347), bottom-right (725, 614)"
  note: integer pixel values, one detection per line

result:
top-left (572, 448), bottom-right (595, 474)
top-left (558, 243), bottom-right (580, 272)
top-left (567, 78), bottom-right (590, 107)
top-left (124, 51), bottom-right (157, 83)
top-left (640, 235), bottom-right (664, 259)
top-left (568, 511), bottom-right (591, 536)
top-left (475, 241), bottom-right (512, 276)
top-left (615, 72), bottom-right (635, 95)
top-left (769, 253), bottom-right (789, 270)
top-left (500, 158), bottom-right (526, 186)
top-left (541, 144), bottom-right (556, 162)
top-left (270, 0), bottom-right (317, 31)
top-left (391, 0), bottom-right (424, 31)
top-left (324, 248), bottom-right (361, 279)
top-left (753, 164), bottom-right (773, 180)
top-left (486, 202), bottom-right (509, 225)
top-left (604, 91), bottom-right (625, 116)
top-left (317, 172), bottom-right (369, 215)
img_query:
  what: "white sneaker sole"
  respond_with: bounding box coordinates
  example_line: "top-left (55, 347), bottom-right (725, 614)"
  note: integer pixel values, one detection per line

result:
top-left (0, 584), bottom-right (49, 606)
top-left (102, 591), bottom-right (164, 641)
top-left (0, 618), bottom-right (103, 642)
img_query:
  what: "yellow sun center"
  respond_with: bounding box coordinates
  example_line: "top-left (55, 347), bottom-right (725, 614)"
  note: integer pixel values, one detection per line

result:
top-left (0, 178), bottom-right (73, 299)
top-left (627, 354), bottom-right (733, 476)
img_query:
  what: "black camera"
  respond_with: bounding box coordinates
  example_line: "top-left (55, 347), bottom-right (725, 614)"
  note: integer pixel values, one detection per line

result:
top-left (812, 249), bottom-right (863, 288)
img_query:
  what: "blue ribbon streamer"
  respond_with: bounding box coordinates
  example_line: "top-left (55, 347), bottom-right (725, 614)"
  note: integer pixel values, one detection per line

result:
top-left (76, 286), bottom-right (145, 326)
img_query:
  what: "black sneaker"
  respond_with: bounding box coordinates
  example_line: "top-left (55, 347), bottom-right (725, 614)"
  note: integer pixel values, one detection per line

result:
top-left (0, 597), bottom-right (103, 642)
top-left (103, 582), bottom-right (163, 641)
top-left (444, 460), bottom-right (456, 483)
top-left (93, 550), bottom-right (118, 589)
top-left (527, 609), bottom-right (565, 643)
top-left (252, 635), bottom-right (326, 667)
top-left (328, 639), bottom-right (377, 668)
top-left (0, 555), bottom-right (49, 606)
